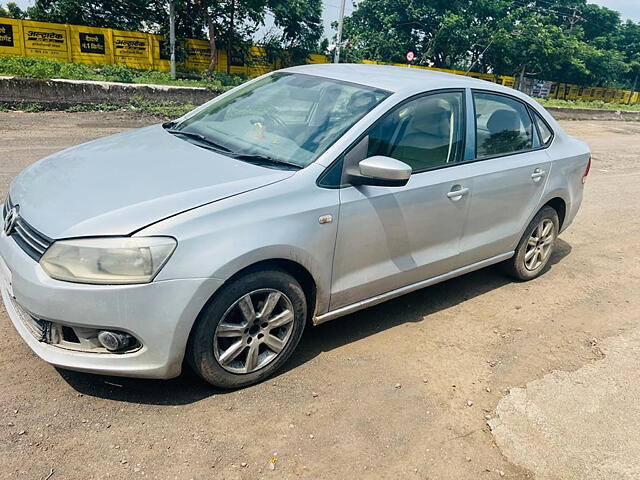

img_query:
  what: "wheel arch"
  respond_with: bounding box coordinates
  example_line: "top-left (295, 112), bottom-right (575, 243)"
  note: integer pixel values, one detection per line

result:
top-left (543, 196), bottom-right (567, 229)
top-left (216, 258), bottom-right (318, 324)
top-left (204, 245), bottom-right (326, 322)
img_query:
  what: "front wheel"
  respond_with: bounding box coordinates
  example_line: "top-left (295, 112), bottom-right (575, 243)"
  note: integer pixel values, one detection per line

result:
top-left (187, 269), bottom-right (307, 389)
top-left (502, 206), bottom-right (559, 281)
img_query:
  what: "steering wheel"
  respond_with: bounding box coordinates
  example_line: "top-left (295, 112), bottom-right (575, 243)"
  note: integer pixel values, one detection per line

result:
top-left (261, 112), bottom-right (293, 137)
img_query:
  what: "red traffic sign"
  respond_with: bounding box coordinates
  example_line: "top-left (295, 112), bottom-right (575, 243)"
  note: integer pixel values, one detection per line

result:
top-left (406, 51), bottom-right (415, 62)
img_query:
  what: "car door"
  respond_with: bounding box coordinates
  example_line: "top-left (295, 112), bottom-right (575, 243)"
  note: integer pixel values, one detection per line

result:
top-left (458, 90), bottom-right (552, 265)
top-left (328, 90), bottom-right (474, 310)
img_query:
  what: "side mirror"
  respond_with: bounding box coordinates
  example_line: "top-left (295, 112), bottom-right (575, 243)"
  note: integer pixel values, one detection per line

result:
top-left (348, 156), bottom-right (412, 187)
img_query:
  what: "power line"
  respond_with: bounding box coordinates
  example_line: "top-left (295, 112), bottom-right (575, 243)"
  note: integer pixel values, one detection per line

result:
top-left (510, 0), bottom-right (584, 22)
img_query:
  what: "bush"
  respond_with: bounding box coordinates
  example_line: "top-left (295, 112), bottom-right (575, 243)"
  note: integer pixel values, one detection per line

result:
top-left (0, 56), bottom-right (245, 90)
top-left (96, 64), bottom-right (136, 83)
top-left (128, 97), bottom-right (194, 117)
top-left (538, 98), bottom-right (640, 112)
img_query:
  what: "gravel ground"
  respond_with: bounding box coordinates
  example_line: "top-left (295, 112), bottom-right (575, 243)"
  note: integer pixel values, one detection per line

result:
top-left (0, 111), bottom-right (639, 480)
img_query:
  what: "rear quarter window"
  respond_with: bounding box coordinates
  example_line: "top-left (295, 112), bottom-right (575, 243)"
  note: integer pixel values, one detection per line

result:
top-left (531, 109), bottom-right (554, 145)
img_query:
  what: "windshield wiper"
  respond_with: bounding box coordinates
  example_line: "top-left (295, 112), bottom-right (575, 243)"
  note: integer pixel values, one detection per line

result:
top-left (231, 153), bottom-right (302, 170)
top-left (165, 129), bottom-right (233, 153)
top-left (166, 127), bottom-right (301, 170)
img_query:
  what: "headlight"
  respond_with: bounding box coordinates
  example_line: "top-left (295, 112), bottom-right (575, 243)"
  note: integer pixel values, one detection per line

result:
top-left (40, 237), bottom-right (177, 285)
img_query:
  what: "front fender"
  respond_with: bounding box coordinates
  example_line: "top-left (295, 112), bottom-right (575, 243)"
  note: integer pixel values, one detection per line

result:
top-left (209, 244), bottom-right (330, 315)
top-left (139, 165), bottom-right (339, 316)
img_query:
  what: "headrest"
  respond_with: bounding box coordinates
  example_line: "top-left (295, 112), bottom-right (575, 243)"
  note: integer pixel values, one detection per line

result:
top-left (411, 104), bottom-right (450, 137)
top-left (487, 109), bottom-right (521, 134)
top-left (347, 91), bottom-right (378, 116)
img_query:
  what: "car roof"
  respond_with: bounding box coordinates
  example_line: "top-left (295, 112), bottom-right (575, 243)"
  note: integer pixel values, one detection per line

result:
top-left (282, 63), bottom-right (515, 96)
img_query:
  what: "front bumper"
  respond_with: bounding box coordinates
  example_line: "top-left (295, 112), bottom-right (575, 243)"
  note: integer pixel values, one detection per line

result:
top-left (0, 232), bottom-right (222, 379)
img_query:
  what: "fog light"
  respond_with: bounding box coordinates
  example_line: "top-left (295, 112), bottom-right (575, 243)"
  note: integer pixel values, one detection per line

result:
top-left (97, 330), bottom-right (134, 352)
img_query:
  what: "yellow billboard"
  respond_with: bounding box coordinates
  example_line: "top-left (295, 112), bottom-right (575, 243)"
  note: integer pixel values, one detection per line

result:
top-left (0, 18), bottom-right (24, 56)
top-left (22, 20), bottom-right (70, 61)
top-left (69, 25), bottom-right (112, 65)
top-left (226, 47), bottom-right (249, 75)
top-left (248, 46), bottom-right (272, 77)
top-left (308, 53), bottom-right (330, 64)
top-left (184, 38), bottom-right (211, 70)
top-left (150, 34), bottom-right (171, 71)
top-left (111, 29), bottom-right (152, 69)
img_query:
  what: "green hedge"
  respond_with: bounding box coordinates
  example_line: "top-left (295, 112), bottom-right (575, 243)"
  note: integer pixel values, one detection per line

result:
top-left (538, 98), bottom-right (640, 112)
top-left (0, 56), bottom-right (246, 90)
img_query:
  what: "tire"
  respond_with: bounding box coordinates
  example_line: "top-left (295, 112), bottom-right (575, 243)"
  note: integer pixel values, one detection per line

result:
top-left (501, 206), bottom-right (559, 281)
top-left (187, 269), bottom-right (307, 389)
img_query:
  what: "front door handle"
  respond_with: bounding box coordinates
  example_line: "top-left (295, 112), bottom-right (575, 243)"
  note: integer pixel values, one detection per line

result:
top-left (447, 186), bottom-right (470, 201)
top-left (531, 168), bottom-right (547, 182)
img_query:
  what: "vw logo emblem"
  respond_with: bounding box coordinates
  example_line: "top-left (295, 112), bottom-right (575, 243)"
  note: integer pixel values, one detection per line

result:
top-left (3, 205), bottom-right (19, 236)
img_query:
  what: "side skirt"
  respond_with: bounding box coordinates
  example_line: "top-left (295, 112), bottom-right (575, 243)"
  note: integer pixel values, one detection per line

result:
top-left (312, 252), bottom-right (514, 325)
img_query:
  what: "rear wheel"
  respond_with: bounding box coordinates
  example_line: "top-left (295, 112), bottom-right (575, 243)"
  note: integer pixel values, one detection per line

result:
top-left (187, 269), bottom-right (307, 388)
top-left (502, 206), bottom-right (559, 281)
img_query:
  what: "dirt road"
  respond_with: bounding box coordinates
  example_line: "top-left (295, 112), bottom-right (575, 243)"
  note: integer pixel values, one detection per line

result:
top-left (0, 112), bottom-right (638, 480)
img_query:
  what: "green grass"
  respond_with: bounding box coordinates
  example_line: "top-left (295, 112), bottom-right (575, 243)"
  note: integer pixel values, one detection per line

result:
top-left (127, 97), bottom-right (195, 117)
top-left (0, 56), bottom-right (246, 90)
top-left (0, 98), bottom-right (195, 118)
top-left (538, 98), bottom-right (640, 112)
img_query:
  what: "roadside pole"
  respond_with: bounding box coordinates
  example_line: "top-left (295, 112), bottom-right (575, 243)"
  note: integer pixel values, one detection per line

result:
top-left (334, 0), bottom-right (346, 63)
top-left (169, 0), bottom-right (176, 80)
top-left (628, 72), bottom-right (638, 106)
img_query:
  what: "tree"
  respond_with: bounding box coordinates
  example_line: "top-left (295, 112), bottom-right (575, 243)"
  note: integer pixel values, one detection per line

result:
top-left (0, 2), bottom-right (26, 18)
top-left (617, 20), bottom-right (640, 89)
top-left (168, 0), bottom-right (322, 76)
top-left (27, 0), bottom-right (165, 31)
top-left (340, 0), bottom-right (640, 87)
top-left (26, 0), bottom-right (322, 76)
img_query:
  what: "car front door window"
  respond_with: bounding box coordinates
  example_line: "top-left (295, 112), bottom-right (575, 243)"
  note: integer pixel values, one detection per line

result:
top-left (367, 91), bottom-right (465, 171)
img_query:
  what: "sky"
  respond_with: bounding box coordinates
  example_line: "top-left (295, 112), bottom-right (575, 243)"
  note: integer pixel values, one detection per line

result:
top-left (7, 0), bottom-right (640, 40)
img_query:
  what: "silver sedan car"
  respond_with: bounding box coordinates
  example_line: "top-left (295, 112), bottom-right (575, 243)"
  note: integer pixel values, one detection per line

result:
top-left (0, 64), bottom-right (590, 388)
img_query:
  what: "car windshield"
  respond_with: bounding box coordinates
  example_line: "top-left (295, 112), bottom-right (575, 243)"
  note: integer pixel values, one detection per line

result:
top-left (169, 72), bottom-right (390, 168)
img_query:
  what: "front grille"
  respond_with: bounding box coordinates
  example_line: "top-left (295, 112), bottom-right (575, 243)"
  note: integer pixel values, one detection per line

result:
top-left (9, 295), bottom-right (50, 342)
top-left (3, 196), bottom-right (53, 261)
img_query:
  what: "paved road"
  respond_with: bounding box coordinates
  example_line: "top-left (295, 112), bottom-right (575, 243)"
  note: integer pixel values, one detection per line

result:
top-left (0, 112), bottom-right (638, 480)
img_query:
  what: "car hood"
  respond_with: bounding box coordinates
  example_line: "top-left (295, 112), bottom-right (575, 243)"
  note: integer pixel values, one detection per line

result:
top-left (10, 125), bottom-right (295, 238)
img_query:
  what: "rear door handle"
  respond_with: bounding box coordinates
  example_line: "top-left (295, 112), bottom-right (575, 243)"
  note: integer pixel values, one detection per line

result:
top-left (531, 169), bottom-right (546, 182)
top-left (447, 186), bottom-right (470, 201)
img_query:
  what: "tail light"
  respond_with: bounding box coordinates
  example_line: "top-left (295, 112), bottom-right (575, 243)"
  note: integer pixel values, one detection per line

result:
top-left (582, 156), bottom-right (591, 184)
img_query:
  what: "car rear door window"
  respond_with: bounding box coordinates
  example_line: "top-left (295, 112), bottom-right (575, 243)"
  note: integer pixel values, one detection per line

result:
top-left (366, 91), bottom-right (465, 172)
top-left (474, 92), bottom-right (534, 158)
top-left (532, 109), bottom-right (554, 145)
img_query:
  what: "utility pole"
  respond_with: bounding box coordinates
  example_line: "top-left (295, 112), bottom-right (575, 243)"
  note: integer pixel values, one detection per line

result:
top-left (628, 72), bottom-right (638, 106)
top-left (227, 0), bottom-right (235, 75)
top-left (169, 0), bottom-right (176, 80)
top-left (568, 6), bottom-right (580, 31)
top-left (334, 0), bottom-right (346, 63)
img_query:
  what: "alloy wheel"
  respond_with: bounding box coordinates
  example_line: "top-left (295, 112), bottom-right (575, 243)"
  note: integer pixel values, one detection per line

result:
top-left (213, 289), bottom-right (295, 374)
top-left (524, 218), bottom-right (555, 271)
